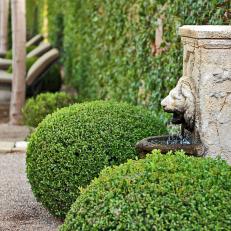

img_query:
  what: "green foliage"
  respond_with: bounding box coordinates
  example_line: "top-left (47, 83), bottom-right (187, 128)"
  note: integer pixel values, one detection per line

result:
top-left (27, 1), bottom-right (229, 109)
top-left (6, 65), bottom-right (12, 73)
top-left (26, 0), bottom-right (40, 38)
top-left (26, 0), bottom-right (65, 49)
top-left (5, 50), bottom-right (12, 59)
top-left (27, 45), bottom-right (37, 54)
top-left (26, 101), bottom-right (167, 218)
top-left (26, 0), bottom-right (45, 39)
top-left (62, 0), bottom-right (230, 110)
top-left (60, 150), bottom-right (231, 231)
top-left (47, 0), bottom-right (65, 50)
top-left (26, 56), bottom-right (38, 71)
top-left (7, 7), bottom-right (12, 50)
top-left (22, 92), bottom-right (75, 127)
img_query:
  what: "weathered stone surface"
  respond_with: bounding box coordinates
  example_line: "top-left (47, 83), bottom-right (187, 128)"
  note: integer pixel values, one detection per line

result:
top-left (27, 42), bottom-right (52, 58)
top-left (180, 25), bottom-right (231, 163)
top-left (26, 48), bottom-right (59, 86)
top-left (161, 75), bottom-right (196, 131)
top-left (161, 26), bottom-right (231, 164)
top-left (179, 25), bottom-right (231, 39)
top-left (26, 34), bottom-right (43, 48)
top-left (0, 124), bottom-right (29, 142)
top-left (0, 141), bottom-right (14, 153)
top-left (14, 141), bottom-right (28, 152)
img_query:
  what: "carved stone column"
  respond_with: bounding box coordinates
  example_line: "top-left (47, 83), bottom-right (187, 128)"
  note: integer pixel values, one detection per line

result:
top-left (179, 25), bottom-right (231, 163)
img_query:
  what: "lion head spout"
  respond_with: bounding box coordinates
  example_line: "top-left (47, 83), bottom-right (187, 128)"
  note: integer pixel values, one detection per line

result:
top-left (161, 76), bottom-right (196, 131)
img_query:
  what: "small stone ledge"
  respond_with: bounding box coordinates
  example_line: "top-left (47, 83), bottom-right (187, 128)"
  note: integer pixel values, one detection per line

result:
top-left (0, 141), bottom-right (27, 154)
top-left (179, 25), bottom-right (231, 39)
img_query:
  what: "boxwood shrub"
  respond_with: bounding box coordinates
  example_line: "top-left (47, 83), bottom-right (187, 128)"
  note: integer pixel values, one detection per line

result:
top-left (26, 101), bottom-right (167, 218)
top-left (60, 151), bottom-right (231, 231)
top-left (22, 92), bottom-right (75, 127)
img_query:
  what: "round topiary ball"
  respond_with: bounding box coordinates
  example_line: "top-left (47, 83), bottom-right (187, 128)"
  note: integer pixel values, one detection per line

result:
top-left (22, 92), bottom-right (75, 127)
top-left (26, 101), bottom-right (167, 218)
top-left (60, 151), bottom-right (231, 231)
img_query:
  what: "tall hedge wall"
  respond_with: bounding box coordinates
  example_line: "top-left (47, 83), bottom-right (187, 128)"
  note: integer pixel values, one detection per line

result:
top-left (26, 0), bottom-right (44, 39)
top-left (46, 0), bottom-right (64, 50)
top-left (26, 0), bottom-right (63, 45)
top-left (26, 0), bottom-right (39, 39)
top-left (26, 0), bottom-right (230, 108)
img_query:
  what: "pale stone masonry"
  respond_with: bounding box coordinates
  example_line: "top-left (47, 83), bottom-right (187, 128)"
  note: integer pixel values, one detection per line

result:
top-left (179, 25), bottom-right (231, 163)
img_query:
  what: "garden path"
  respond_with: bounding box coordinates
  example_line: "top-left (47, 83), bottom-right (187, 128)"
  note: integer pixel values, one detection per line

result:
top-left (0, 103), bottom-right (62, 230)
top-left (0, 153), bottom-right (62, 231)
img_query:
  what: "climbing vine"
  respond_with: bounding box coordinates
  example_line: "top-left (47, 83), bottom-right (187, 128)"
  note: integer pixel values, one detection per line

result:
top-left (26, 0), bottom-right (230, 108)
top-left (46, 0), bottom-right (64, 50)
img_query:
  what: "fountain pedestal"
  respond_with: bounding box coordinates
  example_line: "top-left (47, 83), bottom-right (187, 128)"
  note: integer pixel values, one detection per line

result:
top-left (179, 26), bottom-right (231, 163)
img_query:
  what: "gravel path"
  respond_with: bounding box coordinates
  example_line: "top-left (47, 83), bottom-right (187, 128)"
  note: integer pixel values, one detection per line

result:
top-left (0, 153), bottom-right (62, 231)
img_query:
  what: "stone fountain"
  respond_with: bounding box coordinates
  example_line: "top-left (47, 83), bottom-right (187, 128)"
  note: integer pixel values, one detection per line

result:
top-left (136, 25), bottom-right (231, 164)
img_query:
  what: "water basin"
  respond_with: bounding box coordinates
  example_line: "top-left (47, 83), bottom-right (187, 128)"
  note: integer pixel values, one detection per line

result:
top-left (136, 135), bottom-right (204, 158)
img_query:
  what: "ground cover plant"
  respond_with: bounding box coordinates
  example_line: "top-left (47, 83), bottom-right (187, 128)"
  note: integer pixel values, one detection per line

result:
top-left (60, 150), bottom-right (231, 231)
top-left (26, 100), bottom-right (167, 218)
top-left (22, 92), bottom-right (75, 127)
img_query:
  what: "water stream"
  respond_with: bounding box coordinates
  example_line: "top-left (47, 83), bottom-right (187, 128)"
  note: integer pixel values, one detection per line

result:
top-left (166, 123), bottom-right (191, 145)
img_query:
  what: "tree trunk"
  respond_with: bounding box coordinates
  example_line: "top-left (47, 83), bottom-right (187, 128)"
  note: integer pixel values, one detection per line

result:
top-left (10, 0), bottom-right (26, 125)
top-left (0, 0), bottom-right (9, 55)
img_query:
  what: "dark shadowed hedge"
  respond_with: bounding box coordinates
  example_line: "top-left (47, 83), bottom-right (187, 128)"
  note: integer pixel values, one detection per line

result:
top-left (60, 150), bottom-right (231, 231)
top-left (26, 101), bottom-right (167, 218)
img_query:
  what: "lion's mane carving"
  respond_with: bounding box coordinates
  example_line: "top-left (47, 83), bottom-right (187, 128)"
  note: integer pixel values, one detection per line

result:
top-left (161, 76), bottom-right (196, 130)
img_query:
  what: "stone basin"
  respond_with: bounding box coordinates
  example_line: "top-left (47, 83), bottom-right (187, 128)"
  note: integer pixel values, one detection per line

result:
top-left (136, 135), bottom-right (204, 158)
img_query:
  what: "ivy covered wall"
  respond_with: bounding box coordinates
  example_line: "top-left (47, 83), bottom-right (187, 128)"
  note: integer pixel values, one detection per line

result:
top-left (46, 0), bottom-right (64, 49)
top-left (26, 0), bottom-right (44, 39)
top-left (26, 0), bottom-right (230, 108)
top-left (26, 0), bottom-right (38, 39)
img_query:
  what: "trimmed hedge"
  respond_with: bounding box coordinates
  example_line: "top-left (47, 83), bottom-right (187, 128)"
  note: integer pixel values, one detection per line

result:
top-left (22, 92), bottom-right (75, 127)
top-left (26, 101), bottom-right (167, 218)
top-left (60, 151), bottom-right (231, 231)
top-left (26, 0), bottom-right (64, 50)
top-left (46, 0), bottom-right (64, 50)
top-left (27, 0), bottom-right (230, 109)
top-left (26, 0), bottom-right (45, 40)
top-left (26, 0), bottom-right (40, 39)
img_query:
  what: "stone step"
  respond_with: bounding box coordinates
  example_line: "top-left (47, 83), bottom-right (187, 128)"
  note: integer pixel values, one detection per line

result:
top-left (0, 141), bottom-right (27, 154)
top-left (0, 124), bottom-right (29, 142)
top-left (0, 103), bottom-right (9, 123)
